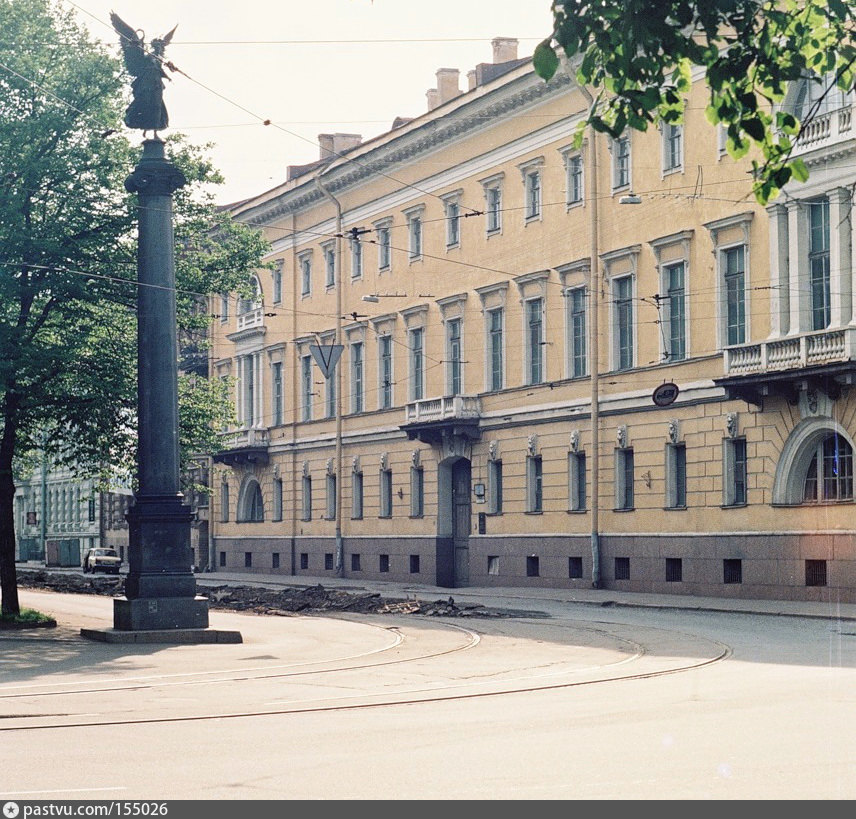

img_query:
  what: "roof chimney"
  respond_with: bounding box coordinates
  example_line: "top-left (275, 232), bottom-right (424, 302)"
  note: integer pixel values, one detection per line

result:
top-left (492, 37), bottom-right (518, 64)
top-left (426, 88), bottom-right (440, 111)
top-left (318, 132), bottom-right (362, 161)
top-left (436, 67), bottom-right (461, 105)
top-left (467, 69), bottom-right (477, 91)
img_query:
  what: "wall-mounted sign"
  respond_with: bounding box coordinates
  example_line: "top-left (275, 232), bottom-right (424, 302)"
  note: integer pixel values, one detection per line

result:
top-left (652, 382), bottom-right (679, 407)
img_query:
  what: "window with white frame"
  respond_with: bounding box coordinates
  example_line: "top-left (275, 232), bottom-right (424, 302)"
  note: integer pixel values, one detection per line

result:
top-left (723, 245), bottom-right (747, 345)
top-left (380, 466), bottom-right (393, 517)
top-left (350, 341), bottom-right (364, 414)
top-left (409, 326), bottom-right (425, 401)
top-left (613, 275), bottom-right (634, 371)
top-left (376, 222), bottom-right (391, 271)
top-left (803, 433), bottom-right (853, 502)
top-left (326, 472), bottom-right (337, 519)
top-left (272, 262), bottom-right (283, 303)
top-left (488, 459), bottom-right (503, 514)
top-left (379, 334), bottom-right (393, 409)
top-left (723, 437), bottom-right (747, 507)
top-left (525, 297), bottom-right (544, 385)
top-left (350, 236), bottom-right (363, 279)
top-left (612, 135), bottom-right (631, 190)
top-left (665, 443), bottom-right (687, 508)
top-left (615, 447), bottom-right (634, 510)
top-left (271, 361), bottom-right (283, 426)
top-left (567, 286), bottom-right (587, 378)
top-left (351, 469), bottom-right (364, 519)
top-left (522, 162), bottom-right (543, 221)
top-left (410, 465), bottom-right (424, 517)
top-left (323, 242), bottom-right (336, 288)
top-left (238, 353), bottom-right (257, 427)
top-left (482, 175), bottom-right (503, 234)
top-left (663, 261), bottom-right (687, 361)
top-left (809, 198), bottom-right (831, 331)
top-left (219, 294), bottom-right (229, 322)
top-left (566, 152), bottom-right (584, 206)
top-left (487, 308), bottom-right (504, 392)
top-left (405, 208), bottom-right (423, 260)
top-left (299, 253), bottom-right (312, 297)
top-left (445, 197), bottom-right (461, 248)
top-left (300, 354), bottom-right (313, 422)
top-left (568, 451), bottom-right (586, 511)
top-left (662, 123), bottom-right (683, 173)
top-left (446, 318), bottom-right (462, 396)
top-left (527, 454), bottom-right (543, 512)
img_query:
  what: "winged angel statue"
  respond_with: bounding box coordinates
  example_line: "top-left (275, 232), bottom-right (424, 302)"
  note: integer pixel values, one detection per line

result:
top-left (111, 12), bottom-right (177, 136)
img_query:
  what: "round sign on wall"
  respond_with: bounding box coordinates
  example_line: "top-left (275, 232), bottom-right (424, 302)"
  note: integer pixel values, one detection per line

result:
top-left (652, 382), bottom-right (679, 407)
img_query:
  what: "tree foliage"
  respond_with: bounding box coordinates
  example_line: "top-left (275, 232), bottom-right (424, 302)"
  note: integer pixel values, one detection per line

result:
top-left (0, 0), bottom-right (268, 614)
top-left (534, 0), bottom-right (856, 203)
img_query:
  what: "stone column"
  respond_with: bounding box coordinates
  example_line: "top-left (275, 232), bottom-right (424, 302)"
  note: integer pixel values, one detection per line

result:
top-left (114, 138), bottom-right (208, 631)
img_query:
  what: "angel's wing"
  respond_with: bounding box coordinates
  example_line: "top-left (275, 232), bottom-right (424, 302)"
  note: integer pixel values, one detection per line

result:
top-left (110, 11), bottom-right (146, 75)
top-left (158, 25), bottom-right (177, 48)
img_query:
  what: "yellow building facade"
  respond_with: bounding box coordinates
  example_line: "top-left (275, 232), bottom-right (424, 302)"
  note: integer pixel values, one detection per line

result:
top-left (209, 40), bottom-right (856, 602)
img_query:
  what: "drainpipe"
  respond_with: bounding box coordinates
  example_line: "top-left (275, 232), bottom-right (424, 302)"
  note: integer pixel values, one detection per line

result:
top-left (315, 174), bottom-right (344, 578)
top-left (573, 74), bottom-right (602, 589)
top-left (39, 433), bottom-right (47, 561)
top-left (290, 211), bottom-right (299, 576)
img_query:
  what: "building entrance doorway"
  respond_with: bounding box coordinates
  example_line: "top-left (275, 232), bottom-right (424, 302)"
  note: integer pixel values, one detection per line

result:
top-left (451, 458), bottom-right (471, 586)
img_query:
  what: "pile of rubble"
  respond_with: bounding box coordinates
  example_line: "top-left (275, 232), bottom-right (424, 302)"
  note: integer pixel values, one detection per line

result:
top-left (17, 569), bottom-right (509, 619)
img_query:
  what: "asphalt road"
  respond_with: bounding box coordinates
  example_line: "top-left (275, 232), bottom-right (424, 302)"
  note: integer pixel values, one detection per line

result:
top-left (1, 587), bottom-right (854, 800)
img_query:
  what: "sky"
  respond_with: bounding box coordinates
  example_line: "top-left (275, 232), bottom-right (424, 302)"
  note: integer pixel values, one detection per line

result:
top-left (63, 0), bottom-right (554, 206)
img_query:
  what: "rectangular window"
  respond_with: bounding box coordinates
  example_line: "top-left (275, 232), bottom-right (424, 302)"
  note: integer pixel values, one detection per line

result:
top-left (616, 448), bottom-right (634, 510)
top-left (377, 225), bottom-right (391, 270)
top-left (350, 342), bottom-right (364, 414)
top-left (526, 555), bottom-right (540, 577)
top-left (486, 185), bottom-right (502, 234)
top-left (409, 554), bottom-right (420, 574)
top-left (568, 286), bottom-right (587, 378)
top-left (326, 473), bottom-right (337, 520)
top-left (88, 498), bottom-right (96, 522)
top-left (614, 276), bottom-right (634, 371)
top-left (615, 556), bottom-right (630, 580)
top-left (569, 556), bottom-right (583, 579)
top-left (809, 199), bottom-right (830, 330)
top-left (525, 170), bottom-right (541, 219)
top-left (410, 327), bottom-right (424, 401)
top-left (244, 551), bottom-right (252, 568)
top-left (569, 451), bottom-right (586, 511)
top-left (527, 455), bottom-right (543, 513)
top-left (408, 213), bottom-right (422, 260)
top-left (379, 554), bottom-right (390, 573)
top-left (567, 154), bottom-right (583, 205)
top-left (723, 437), bottom-right (748, 506)
top-left (273, 265), bottom-right (283, 303)
top-left (324, 244), bottom-right (336, 288)
top-left (664, 261), bottom-right (686, 361)
top-left (352, 471), bottom-right (364, 519)
top-left (487, 555), bottom-right (500, 575)
top-left (379, 335), bottom-right (393, 409)
top-left (447, 318), bottom-right (462, 396)
top-left (805, 559), bottom-right (827, 587)
top-left (301, 355), bottom-right (313, 422)
top-left (446, 199), bottom-right (460, 247)
top-left (325, 369), bottom-right (335, 419)
top-left (723, 245), bottom-right (746, 346)
top-left (301, 474), bottom-right (312, 521)
top-left (300, 255), bottom-right (312, 296)
top-left (219, 551), bottom-right (226, 568)
top-left (220, 483), bottom-right (229, 522)
top-left (273, 477), bottom-right (283, 522)
top-left (272, 361), bottom-right (283, 426)
top-left (325, 553), bottom-right (334, 571)
top-left (410, 466), bottom-right (424, 517)
top-left (663, 124), bottom-right (683, 172)
top-left (665, 557), bottom-right (683, 582)
top-left (723, 558), bottom-right (742, 584)
top-left (350, 237), bottom-right (363, 279)
top-left (666, 443), bottom-right (687, 508)
top-left (299, 552), bottom-right (309, 570)
top-left (527, 298), bottom-right (544, 385)
top-left (613, 135), bottom-right (630, 189)
top-left (488, 308), bottom-right (504, 391)
top-left (272, 552), bottom-right (280, 570)
top-left (488, 459), bottom-right (503, 514)
top-left (219, 294), bottom-right (229, 322)
top-left (351, 553), bottom-right (361, 571)
top-left (380, 468), bottom-right (393, 518)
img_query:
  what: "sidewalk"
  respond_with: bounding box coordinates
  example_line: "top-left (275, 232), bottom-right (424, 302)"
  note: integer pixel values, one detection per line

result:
top-left (195, 569), bottom-right (856, 622)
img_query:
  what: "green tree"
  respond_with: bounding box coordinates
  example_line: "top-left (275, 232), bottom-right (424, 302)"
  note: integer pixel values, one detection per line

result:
top-left (534, 0), bottom-right (856, 204)
top-left (0, 0), bottom-right (268, 615)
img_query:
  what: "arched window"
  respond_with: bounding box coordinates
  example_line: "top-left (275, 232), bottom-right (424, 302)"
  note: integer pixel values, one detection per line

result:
top-left (791, 73), bottom-right (848, 121)
top-left (237, 276), bottom-right (262, 316)
top-left (803, 434), bottom-right (853, 502)
top-left (237, 479), bottom-right (264, 522)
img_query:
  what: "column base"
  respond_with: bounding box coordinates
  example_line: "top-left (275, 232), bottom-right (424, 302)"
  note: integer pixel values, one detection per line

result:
top-left (113, 595), bottom-right (210, 631)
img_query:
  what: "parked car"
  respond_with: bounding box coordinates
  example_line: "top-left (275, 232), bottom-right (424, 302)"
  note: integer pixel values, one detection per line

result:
top-left (82, 547), bottom-right (122, 575)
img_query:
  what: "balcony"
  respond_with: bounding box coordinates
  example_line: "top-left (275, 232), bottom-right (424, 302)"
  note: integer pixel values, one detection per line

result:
top-left (792, 103), bottom-right (854, 159)
top-left (236, 306), bottom-right (263, 332)
top-left (401, 395), bottom-right (481, 446)
top-left (213, 426), bottom-right (269, 467)
top-left (716, 328), bottom-right (856, 406)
